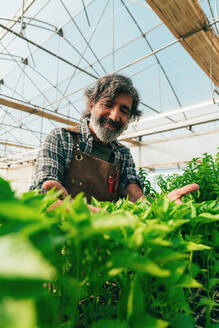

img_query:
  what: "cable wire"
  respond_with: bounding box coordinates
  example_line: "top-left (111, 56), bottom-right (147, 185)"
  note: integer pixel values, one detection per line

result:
top-left (59, 0), bottom-right (107, 75)
top-left (0, 23), bottom-right (98, 79)
top-left (57, 0), bottom-right (111, 110)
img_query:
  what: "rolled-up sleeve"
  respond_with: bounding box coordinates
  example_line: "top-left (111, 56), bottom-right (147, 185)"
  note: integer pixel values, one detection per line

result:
top-left (118, 147), bottom-right (143, 191)
top-left (29, 128), bottom-right (71, 191)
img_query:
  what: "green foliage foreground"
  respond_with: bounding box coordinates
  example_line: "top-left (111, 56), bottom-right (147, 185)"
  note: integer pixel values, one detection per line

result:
top-left (0, 177), bottom-right (218, 328)
top-left (156, 152), bottom-right (219, 202)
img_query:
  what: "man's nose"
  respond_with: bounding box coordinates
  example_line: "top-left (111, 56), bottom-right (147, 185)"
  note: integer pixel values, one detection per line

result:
top-left (108, 106), bottom-right (120, 121)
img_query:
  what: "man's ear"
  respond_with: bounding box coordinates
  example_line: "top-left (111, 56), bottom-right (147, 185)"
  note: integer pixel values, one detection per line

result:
top-left (89, 100), bottom-right (93, 112)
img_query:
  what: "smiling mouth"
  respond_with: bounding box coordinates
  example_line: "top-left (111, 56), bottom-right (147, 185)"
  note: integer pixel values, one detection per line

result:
top-left (98, 117), bottom-right (122, 131)
top-left (104, 123), bottom-right (116, 130)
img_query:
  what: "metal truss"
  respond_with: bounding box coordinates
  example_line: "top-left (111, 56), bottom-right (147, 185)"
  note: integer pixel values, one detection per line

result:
top-left (0, 0), bottom-right (218, 163)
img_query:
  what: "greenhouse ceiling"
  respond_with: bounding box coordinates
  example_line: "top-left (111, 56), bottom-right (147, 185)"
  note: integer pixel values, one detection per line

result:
top-left (0, 0), bottom-right (218, 165)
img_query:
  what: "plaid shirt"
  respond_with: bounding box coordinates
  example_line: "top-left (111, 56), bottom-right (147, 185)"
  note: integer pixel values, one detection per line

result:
top-left (30, 118), bottom-right (143, 192)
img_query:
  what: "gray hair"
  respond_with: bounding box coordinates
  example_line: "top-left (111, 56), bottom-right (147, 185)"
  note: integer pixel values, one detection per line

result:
top-left (81, 74), bottom-right (142, 122)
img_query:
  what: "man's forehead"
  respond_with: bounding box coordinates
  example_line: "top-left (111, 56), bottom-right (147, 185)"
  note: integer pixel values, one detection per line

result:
top-left (100, 93), bottom-right (133, 102)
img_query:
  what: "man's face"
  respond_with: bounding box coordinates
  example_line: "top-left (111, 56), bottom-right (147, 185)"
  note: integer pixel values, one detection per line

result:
top-left (89, 93), bottom-right (132, 143)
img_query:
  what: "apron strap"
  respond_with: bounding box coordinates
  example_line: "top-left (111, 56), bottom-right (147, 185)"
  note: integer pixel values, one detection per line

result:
top-left (72, 132), bottom-right (80, 151)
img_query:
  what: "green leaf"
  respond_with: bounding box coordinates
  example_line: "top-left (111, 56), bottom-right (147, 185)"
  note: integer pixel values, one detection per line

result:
top-left (167, 287), bottom-right (189, 312)
top-left (71, 192), bottom-right (90, 216)
top-left (189, 263), bottom-right (200, 277)
top-left (0, 279), bottom-right (47, 299)
top-left (35, 295), bottom-right (56, 328)
top-left (0, 234), bottom-right (56, 280)
top-left (57, 276), bottom-right (84, 325)
top-left (20, 190), bottom-right (44, 206)
top-left (199, 297), bottom-right (218, 307)
top-left (147, 237), bottom-right (172, 247)
top-left (59, 276), bottom-right (84, 307)
top-left (151, 196), bottom-right (170, 218)
top-left (0, 298), bottom-right (37, 328)
top-left (107, 252), bottom-right (170, 277)
top-left (64, 193), bottom-right (91, 227)
top-left (174, 274), bottom-right (202, 288)
top-left (197, 212), bottom-right (219, 221)
top-left (93, 214), bottom-right (136, 231)
top-left (108, 268), bottom-right (123, 276)
top-left (183, 241), bottom-right (211, 251)
top-left (171, 313), bottom-right (194, 328)
top-left (138, 258), bottom-right (169, 277)
top-left (163, 261), bottom-right (186, 284)
top-left (0, 201), bottom-right (41, 221)
top-left (190, 203), bottom-right (196, 218)
top-left (92, 319), bottom-right (127, 328)
top-left (0, 178), bottom-right (15, 201)
top-left (167, 219), bottom-right (190, 231)
top-left (209, 278), bottom-right (219, 288)
top-left (151, 249), bottom-right (186, 265)
top-left (131, 315), bottom-right (168, 328)
top-left (127, 274), bottom-right (145, 320)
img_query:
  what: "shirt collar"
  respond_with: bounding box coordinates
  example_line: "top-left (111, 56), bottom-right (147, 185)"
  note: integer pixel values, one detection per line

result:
top-left (78, 117), bottom-right (92, 142)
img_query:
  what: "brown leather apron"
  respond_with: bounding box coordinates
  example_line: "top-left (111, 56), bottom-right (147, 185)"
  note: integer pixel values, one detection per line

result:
top-left (62, 129), bottom-right (120, 203)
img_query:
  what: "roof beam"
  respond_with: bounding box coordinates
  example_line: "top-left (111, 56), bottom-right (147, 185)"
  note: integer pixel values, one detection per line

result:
top-left (0, 23), bottom-right (98, 80)
top-left (145, 0), bottom-right (219, 87)
top-left (122, 139), bottom-right (142, 146)
top-left (141, 160), bottom-right (189, 169)
top-left (0, 97), bottom-right (78, 126)
top-left (0, 148), bottom-right (38, 163)
top-left (126, 127), bottom-right (219, 147)
top-left (130, 100), bottom-right (214, 127)
top-left (119, 112), bottom-right (219, 141)
top-left (0, 141), bottom-right (34, 150)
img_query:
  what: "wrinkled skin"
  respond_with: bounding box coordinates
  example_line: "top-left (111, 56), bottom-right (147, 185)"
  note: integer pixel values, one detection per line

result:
top-left (167, 183), bottom-right (199, 204)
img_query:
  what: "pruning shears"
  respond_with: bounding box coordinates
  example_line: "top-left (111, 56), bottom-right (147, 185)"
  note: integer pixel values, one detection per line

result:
top-left (108, 172), bottom-right (119, 193)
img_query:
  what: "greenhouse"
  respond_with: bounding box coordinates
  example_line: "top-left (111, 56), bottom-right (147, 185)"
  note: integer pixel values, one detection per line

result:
top-left (0, 1), bottom-right (218, 327)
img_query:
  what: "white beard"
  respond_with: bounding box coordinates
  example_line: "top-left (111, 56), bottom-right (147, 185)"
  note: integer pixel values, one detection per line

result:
top-left (89, 113), bottom-right (128, 143)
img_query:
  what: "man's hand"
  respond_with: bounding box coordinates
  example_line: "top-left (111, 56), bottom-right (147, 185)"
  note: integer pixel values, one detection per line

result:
top-left (167, 183), bottom-right (199, 204)
top-left (42, 180), bottom-right (101, 212)
top-left (43, 180), bottom-right (68, 199)
top-left (125, 183), bottom-right (199, 205)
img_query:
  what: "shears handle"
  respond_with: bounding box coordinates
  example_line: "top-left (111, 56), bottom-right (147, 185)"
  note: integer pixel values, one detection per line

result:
top-left (108, 176), bottom-right (113, 193)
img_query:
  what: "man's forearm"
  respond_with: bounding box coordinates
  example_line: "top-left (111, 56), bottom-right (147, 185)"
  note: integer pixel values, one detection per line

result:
top-left (125, 183), bottom-right (200, 206)
top-left (125, 184), bottom-right (145, 202)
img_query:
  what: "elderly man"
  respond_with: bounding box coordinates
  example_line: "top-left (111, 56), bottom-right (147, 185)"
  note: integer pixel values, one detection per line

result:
top-left (30, 74), bottom-right (198, 211)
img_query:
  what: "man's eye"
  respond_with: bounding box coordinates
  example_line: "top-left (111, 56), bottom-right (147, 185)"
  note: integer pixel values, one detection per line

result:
top-left (121, 108), bottom-right (130, 115)
top-left (103, 103), bottom-right (113, 108)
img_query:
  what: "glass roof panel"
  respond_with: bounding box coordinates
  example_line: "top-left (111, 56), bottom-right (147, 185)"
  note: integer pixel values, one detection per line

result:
top-left (0, 0), bottom-right (218, 161)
